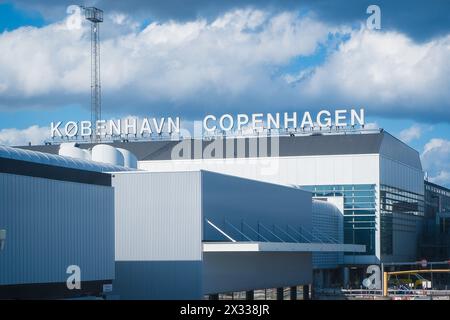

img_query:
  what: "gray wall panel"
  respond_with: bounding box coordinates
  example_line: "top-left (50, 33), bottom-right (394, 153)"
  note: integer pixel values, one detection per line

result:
top-left (379, 133), bottom-right (422, 171)
top-left (114, 261), bottom-right (202, 300)
top-left (112, 171), bottom-right (203, 261)
top-left (0, 173), bottom-right (114, 285)
top-left (312, 199), bottom-right (344, 269)
top-left (203, 252), bottom-right (312, 294)
top-left (201, 171), bottom-right (312, 241)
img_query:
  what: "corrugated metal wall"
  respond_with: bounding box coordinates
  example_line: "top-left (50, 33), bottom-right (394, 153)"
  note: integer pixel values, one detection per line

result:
top-left (114, 261), bottom-right (202, 300)
top-left (312, 199), bottom-right (344, 269)
top-left (112, 171), bottom-right (203, 261)
top-left (111, 171), bottom-right (203, 299)
top-left (0, 172), bottom-right (114, 286)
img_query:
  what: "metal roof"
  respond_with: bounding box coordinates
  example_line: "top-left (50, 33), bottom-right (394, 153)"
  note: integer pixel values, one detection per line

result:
top-left (17, 131), bottom-right (422, 169)
top-left (0, 145), bottom-right (132, 173)
top-left (20, 132), bottom-right (384, 158)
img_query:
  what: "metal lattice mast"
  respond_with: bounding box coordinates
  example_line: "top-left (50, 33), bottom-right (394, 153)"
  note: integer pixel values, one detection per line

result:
top-left (83, 7), bottom-right (103, 142)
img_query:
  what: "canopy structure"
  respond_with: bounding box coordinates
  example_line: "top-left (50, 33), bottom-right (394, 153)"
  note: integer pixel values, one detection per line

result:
top-left (0, 145), bottom-right (133, 173)
top-left (203, 242), bottom-right (366, 253)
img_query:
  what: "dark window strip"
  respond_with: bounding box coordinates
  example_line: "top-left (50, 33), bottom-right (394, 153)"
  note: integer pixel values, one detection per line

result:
top-left (0, 157), bottom-right (111, 187)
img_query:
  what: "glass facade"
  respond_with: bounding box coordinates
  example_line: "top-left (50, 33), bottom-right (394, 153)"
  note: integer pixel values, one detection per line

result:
top-left (425, 182), bottom-right (450, 219)
top-left (301, 184), bottom-right (376, 255)
top-left (420, 181), bottom-right (450, 260)
top-left (380, 185), bottom-right (424, 255)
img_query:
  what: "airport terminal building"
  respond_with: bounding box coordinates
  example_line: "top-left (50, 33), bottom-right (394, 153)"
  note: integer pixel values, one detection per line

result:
top-left (1, 127), bottom-right (437, 298)
top-left (25, 130), bottom-right (424, 263)
top-left (126, 130), bottom-right (424, 266)
top-left (1, 144), bottom-right (363, 299)
top-left (19, 129), bottom-right (427, 289)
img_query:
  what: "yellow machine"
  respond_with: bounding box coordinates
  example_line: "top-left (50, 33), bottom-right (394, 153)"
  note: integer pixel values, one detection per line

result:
top-left (383, 269), bottom-right (450, 297)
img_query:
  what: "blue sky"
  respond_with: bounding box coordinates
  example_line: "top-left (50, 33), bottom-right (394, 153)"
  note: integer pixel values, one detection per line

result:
top-left (0, 0), bottom-right (449, 186)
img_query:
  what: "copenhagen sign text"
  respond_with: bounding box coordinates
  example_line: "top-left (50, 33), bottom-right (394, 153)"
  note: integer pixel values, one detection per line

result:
top-left (50, 108), bottom-right (365, 138)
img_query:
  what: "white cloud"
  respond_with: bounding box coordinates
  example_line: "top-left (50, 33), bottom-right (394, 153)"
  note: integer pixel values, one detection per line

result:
top-left (421, 138), bottom-right (450, 187)
top-left (422, 138), bottom-right (450, 155)
top-left (0, 9), bottom-right (449, 121)
top-left (297, 29), bottom-right (450, 118)
top-left (399, 124), bottom-right (425, 143)
top-left (429, 171), bottom-right (450, 187)
top-left (0, 125), bottom-right (49, 146)
top-left (0, 9), bottom-right (335, 115)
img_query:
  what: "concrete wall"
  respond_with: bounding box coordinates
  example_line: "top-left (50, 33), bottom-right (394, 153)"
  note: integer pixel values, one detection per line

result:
top-left (0, 172), bottom-right (114, 286)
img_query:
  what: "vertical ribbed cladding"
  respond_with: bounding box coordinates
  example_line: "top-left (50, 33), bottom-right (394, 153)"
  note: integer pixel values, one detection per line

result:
top-left (111, 171), bottom-right (203, 299)
top-left (312, 199), bottom-right (344, 269)
top-left (0, 172), bottom-right (115, 289)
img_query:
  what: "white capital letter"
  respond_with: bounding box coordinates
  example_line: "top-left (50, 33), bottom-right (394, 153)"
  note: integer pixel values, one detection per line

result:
top-left (317, 110), bottom-right (332, 127)
top-left (219, 114), bottom-right (234, 132)
top-left (300, 112), bottom-right (313, 128)
top-left (335, 109), bottom-right (347, 127)
top-left (203, 115), bottom-right (217, 132)
top-left (51, 122), bottom-right (62, 138)
top-left (80, 121), bottom-right (92, 137)
top-left (65, 121), bottom-right (78, 138)
top-left (237, 114), bottom-right (249, 130)
top-left (284, 112), bottom-right (297, 129)
top-left (351, 108), bottom-right (365, 126)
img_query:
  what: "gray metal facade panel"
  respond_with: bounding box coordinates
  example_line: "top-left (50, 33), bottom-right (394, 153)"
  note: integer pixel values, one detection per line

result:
top-left (201, 170), bottom-right (312, 241)
top-left (143, 134), bottom-right (385, 160)
top-left (312, 200), bottom-right (343, 269)
top-left (0, 173), bottom-right (115, 286)
top-left (112, 171), bottom-right (203, 261)
top-left (277, 133), bottom-right (384, 157)
top-left (22, 131), bottom-right (421, 170)
top-left (379, 132), bottom-right (422, 170)
top-left (19, 132), bottom-right (387, 161)
top-left (114, 261), bottom-right (202, 300)
top-left (203, 252), bottom-right (312, 294)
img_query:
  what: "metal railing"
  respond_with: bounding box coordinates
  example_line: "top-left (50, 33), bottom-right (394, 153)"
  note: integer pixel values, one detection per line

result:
top-left (316, 288), bottom-right (450, 299)
top-left (204, 218), bottom-right (340, 245)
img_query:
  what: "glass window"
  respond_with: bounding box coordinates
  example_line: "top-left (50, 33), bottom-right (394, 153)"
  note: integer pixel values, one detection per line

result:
top-left (380, 185), bottom-right (424, 255)
top-left (301, 184), bottom-right (376, 256)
